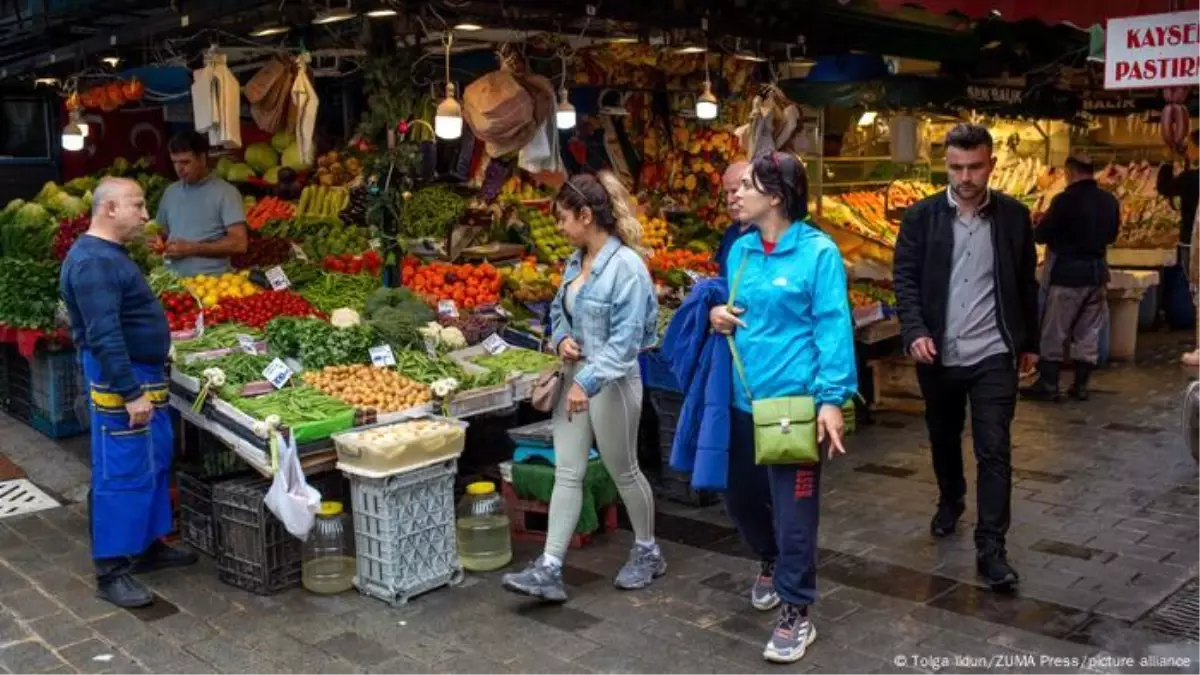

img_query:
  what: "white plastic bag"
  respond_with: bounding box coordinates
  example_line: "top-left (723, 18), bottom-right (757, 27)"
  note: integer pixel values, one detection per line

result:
top-left (264, 432), bottom-right (321, 540)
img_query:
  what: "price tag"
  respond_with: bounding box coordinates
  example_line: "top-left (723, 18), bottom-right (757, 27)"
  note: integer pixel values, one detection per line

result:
top-left (369, 345), bottom-right (396, 367)
top-left (195, 309), bottom-right (205, 332)
top-left (291, 243), bottom-right (309, 262)
top-left (262, 358), bottom-right (293, 389)
top-left (494, 305), bottom-right (512, 319)
top-left (236, 334), bottom-right (258, 355)
top-left (424, 335), bottom-right (438, 358)
top-left (265, 266), bottom-right (290, 290)
top-left (684, 269), bottom-right (701, 283)
top-left (437, 300), bottom-right (459, 318)
top-left (482, 333), bottom-right (508, 355)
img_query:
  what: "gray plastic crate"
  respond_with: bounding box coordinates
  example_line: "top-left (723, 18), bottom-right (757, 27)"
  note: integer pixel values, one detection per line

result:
top-left (446, 382), bottom-right (513, 418)
top-left (349, 459), bottom-right (464, 606)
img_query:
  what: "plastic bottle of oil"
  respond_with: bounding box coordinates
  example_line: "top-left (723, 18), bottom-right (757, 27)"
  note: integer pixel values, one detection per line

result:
top-left (302, 501), bottom-right (356, 594)
top-left (456, 482), bottom-right (512, 571)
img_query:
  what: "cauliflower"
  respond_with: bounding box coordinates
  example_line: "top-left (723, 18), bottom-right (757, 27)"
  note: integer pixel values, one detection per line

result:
top-left (330, 308), bottom-right (361, 328)
top-left (430, 377), bottom-right (460, 398)
top-left (418, 321), bottom-right (442, 340)
top-left (438, 326), bottom-right (467, 350)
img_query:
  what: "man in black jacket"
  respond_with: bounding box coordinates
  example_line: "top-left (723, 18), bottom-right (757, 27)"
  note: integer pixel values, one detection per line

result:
top-left (893, 124), bottom-right (1040, 592)
top-left (1021, 153), bottom-right (1119, 402)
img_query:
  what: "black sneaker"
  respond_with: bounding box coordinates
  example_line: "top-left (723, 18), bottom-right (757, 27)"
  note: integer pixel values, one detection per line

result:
top-left (96, 573), bottom-right (154, 608)
top-left (930, 501), bottom-right (965, 537)
top-left (131, 540), bottom-right (199, 574)
top-left (976, 549), bottom-right (1019, 592)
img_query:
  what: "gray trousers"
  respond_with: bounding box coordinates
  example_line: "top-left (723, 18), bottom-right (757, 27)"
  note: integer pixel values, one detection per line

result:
top-left (1041, 285), bottom-right (1107, 364)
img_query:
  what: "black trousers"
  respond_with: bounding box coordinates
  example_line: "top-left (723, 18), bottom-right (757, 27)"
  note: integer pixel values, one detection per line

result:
top-left (915, 354), bottom-right (1017, 551)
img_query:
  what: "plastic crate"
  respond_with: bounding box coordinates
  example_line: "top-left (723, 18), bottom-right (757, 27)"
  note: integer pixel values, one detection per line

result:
top-left (349, 459), bottom-right (464, 606)
top-left (30, 348), bottom-right (85, 424)
top-left (178, 471), bottom-right (219, 556)
top-left (29, 410), bottom-right (87, 439)
top-left (4, 347), bottom-right (32, 423)
top-left (639, 350), bottom-right (681, 394)
top-left (213, 477), bottom-right (303, 595)
top-left (647, 390), bottom-right (718, 507)
top-left (506, 419), bottom-right (553, 447)
top-left (446, 383), bottom-right (514, 418)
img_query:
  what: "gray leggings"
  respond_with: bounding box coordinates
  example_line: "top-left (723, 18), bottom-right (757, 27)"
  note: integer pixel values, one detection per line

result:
top-left (545, 363), bottom-right (655, 560)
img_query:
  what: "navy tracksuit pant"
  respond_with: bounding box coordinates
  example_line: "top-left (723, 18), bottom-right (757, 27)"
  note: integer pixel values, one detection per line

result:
top-left (722, 408), bottom-right (821, 607)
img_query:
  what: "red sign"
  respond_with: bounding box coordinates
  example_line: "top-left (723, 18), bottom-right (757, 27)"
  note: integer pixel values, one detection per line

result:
top-left (60, 106), bottom-right (171, 180)
top-left (1105, 11), bottom-right (1200, 90)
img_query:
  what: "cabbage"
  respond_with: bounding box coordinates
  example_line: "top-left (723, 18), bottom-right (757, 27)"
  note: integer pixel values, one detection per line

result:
top-left (330, 308), bottom-right (361, 328)
top-left (216, 157), bottom-right (235, 179)
top-left (15, 202), bottom-right (51, 228)
top-left (271, 131), bottom-right (295, 153)
top-left (63, 176), bottom-right (98, 197)
top-left (2, 199), bottom-right (24, 217)
top-left (244, 143), bottom-right (278, 173)
top-left (45, 192), bottom-right (87, 220)
top-left (281, 143), bottom-right (309, 170)
top-left (34, 181), bottom-right (62, 204)
top-left (226, 163), bottom-right (256, 182)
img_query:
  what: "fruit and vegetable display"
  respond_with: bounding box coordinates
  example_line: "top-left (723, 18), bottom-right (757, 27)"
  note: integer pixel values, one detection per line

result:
top-left (648, 249), bottom-right (718, 288)
top-left (401, 258), bottom-right (502, 310)
top-left (394, 350), bottom-right (505, 389)
top-left (850, 279), bottom-right (896, 309)
top-left (297, 186), bottom-right (352, 218)
top-left (177, 351), bottom-right (275, 394)
top-left (227, 387), bottom-right (355, 430)
top-left (182, 272), bottom-right (261, 309)
top-left (468, 347), bottom-right (559, 377)
top-left (209, 291), bottom-right (324, 330)
top-left (518, 205), bottom-right (573, 263)
top-left (501, 259), bottom-right (561, 304)
top-left (232, 236), bottom-right (292, 270)
top-left (399, 186), bottom-right (468, 240)
top-left (303, 364), bottom-right (432, 412)
top-left (321, 250), bottom-right (383, 276)
top-left (0, 260), bottom-right (60, 329)
top-left (1096, 161), bottom-right (1181, 249)
top-left (819, 181), bottom-right (939, 248)
top-left (245, 197), bottom-right (296, 230)
top-left (296, 271), bottom-right (379, 314)
top-left (364, 287), bottom-right (435, 349)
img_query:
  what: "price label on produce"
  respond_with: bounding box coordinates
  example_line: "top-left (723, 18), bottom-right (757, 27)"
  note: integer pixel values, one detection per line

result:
top-left (291, 243), bottom-right (309, 262)
top-left (482, 333), bottom-right (508, 355)
top-left (684, 270), bottom-right (701, 283)
top-left (437, 300), bottom-right (459, 318)
top-left (237, 334), bottom-right (258, 355)
top-left (369, 345), bottom-right (396, 368)
top-left (424, 335), bottom-right (439, 358)
top-left (265, 266), bottom-right (290, 290)
top-left (262, 358), bottom-right (293, 389)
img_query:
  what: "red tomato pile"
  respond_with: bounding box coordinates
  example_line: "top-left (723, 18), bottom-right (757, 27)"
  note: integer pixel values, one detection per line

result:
top-left (322, 250), bottom-right (382, 276)
top-left (53, 215), bottom-right (90, 261)
top-left (208, 290), bottom-right (324, 330)
top-left (160, 291), bottom-right (202, 332)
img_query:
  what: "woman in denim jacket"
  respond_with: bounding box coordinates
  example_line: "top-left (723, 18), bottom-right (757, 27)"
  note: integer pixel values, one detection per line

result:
top-left (502, 172), bottom-right (661, 602)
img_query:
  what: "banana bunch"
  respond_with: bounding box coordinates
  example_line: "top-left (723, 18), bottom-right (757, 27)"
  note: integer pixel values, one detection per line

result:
top-left (297, 185), bottom-right (350, 217)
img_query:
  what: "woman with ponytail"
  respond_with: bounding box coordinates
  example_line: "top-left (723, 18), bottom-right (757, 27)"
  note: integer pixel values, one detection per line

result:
top-left (502, 172), bottom-right (663, 602)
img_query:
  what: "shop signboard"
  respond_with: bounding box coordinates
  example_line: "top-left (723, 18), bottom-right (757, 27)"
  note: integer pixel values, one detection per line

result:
top-left (1104, 11), bottom-right (1200, 90)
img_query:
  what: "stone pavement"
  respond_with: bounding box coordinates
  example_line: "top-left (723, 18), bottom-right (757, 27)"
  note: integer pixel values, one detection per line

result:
top-left (0, 333), bottom-right (1197, 674)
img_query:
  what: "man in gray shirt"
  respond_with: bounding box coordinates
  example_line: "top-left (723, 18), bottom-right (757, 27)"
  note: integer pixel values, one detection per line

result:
top-left (893, 124), bottom-right (1040, 593)
top-left (156, 132), bottom-right (248, 278)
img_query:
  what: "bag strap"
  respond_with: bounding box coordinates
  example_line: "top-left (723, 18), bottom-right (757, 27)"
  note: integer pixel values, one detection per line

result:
top-left (725, 255), bottom-right (754, 402)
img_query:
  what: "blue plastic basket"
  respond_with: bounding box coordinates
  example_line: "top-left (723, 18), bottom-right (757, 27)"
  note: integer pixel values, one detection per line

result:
top-left (639, 350), bottom-right (680, 394)
top-left (31, 349), bottom-right (85, 424)
top-left (29, 409), bottom-right (87, 439)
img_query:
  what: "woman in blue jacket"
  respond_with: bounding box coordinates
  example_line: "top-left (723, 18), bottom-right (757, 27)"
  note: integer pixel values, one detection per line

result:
top-left (710, 153), bottom-right (857, 664)
top-left (503, 172), bottom-right (662, 602)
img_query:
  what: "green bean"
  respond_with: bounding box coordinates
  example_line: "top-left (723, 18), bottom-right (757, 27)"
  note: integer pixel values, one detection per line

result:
top-left (174, 323), bottom-right (262, 356)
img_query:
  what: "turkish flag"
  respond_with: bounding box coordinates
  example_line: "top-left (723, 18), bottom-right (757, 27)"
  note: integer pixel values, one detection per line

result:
top-left (60, 106), bottom-right (171, 180)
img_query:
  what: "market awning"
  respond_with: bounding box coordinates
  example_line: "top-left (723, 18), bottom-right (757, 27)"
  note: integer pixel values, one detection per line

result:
top-left (871, 0), bottom-right (1199, 28)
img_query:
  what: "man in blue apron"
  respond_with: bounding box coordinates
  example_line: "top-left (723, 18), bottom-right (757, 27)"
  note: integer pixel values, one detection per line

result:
top-left (60, 177), bottom-right (196, 608)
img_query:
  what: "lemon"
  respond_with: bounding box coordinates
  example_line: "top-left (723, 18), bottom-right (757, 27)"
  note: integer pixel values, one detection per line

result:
top-left (202, 294), bottom-right (218, 307)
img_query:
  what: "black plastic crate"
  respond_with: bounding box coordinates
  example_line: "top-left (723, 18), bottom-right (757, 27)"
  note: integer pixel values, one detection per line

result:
top-left (646, 390), bottom-right (718, 507)
top-left (176, 423), bottom-right (244, 480)
top-left (178, 468), bottom-right (253, 557)
top-left (213, 477), bottom-right (302, 595)
top-left (4, 345), bottom-right (32, 423)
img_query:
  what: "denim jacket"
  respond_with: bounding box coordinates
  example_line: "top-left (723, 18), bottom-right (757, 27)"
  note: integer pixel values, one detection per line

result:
top-left (550, 236), bottom-right (658, 397)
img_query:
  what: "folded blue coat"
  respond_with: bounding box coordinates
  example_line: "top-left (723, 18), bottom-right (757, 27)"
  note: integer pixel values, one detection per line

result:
top-left (661, 278), bottom-right (731, 492)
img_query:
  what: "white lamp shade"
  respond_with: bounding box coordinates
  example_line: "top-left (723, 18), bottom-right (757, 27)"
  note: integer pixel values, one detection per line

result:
top-left (695, 100), bottom-right (718, 120)
top-left (435, 114), bottom-right (463, 140)
top-left (62, 129), bottom-right (85, 151)
top-left (556, 108), bottom-right (577, 130)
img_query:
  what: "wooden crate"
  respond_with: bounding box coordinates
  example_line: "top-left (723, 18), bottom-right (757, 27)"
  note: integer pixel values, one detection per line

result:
top-left (867, 355), bottom-right (925, 414)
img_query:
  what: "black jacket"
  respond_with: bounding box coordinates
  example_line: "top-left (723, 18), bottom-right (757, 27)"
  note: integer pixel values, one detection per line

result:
top-left (1157, 163), bottom-right (1199, 245)
top-left (893, 190), bottom-right (1040, 359)
top-left (1034, 179), bottom-right (1119, 287)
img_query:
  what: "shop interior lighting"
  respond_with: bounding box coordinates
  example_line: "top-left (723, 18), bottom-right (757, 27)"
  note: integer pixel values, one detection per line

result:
top-left (454, 23), bottom-right (484, 31)
top-left (101, 56), bottom-right (121, 68)
top-left (249, 22), bottom-right (290, 37)
top-left (34, 77), bottom-right (58, 86)
top-left (313, 3), bottom-right (357, 25)
top-left (555, 53), bottom-right (577, 130)
top-left (675, 44), bottom-right (707, 54)
top-left (434, 32), bottom-right (463, 140)
top-left (365, 3), bottom-right (397, 18)
top-left (70, 109), bottom-right (89, 138)
top-left (608, 36), bottom-right (638, 44)
top-left (695, 53), bottom-right (718, 121)
top-left (732, 39), bottom-right (767, 63)
top-left (857, 111), bottom-right (878, 127)
top-left (61, 120), bottom-right (85, 152)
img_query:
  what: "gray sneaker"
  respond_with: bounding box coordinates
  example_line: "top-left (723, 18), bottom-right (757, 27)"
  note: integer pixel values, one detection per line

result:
top-left (763, 604), bottom-right (816, 664)
top-left (501, 556), bottom-right (568, 603)
top-left (614, 543), bottom-right (667, 590)
top-left (751, 560), bottom-right (781, 611)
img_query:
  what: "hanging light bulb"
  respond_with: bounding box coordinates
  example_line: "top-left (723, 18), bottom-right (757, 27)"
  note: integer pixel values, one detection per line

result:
top-left (101, 55), bottom-right (121, 68)
top-left (70, 109), bottom-right (89, 138)
top-left (250, 22), bottom-right (290, 37)
top-left (435, 83), bottom-right (463, 140)
top-left (556, 88), bottom-right (577, 130)
top-left (695, 53), bottom-right (718, 121)
top-left (454, 23), bottom-right (484, 31)
top-left (365, 2), bottom-right (397, 18)
top-left (313, 2), bottom-right (356, 24)
top-left (62, 121), bottom-right (85, 152)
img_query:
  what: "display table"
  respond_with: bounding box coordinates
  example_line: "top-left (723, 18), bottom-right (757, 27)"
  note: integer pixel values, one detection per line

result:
top-left (1107, 248), bottom-right (1176, 269)
top-left (1106, 269), bottom-right (1160, 361)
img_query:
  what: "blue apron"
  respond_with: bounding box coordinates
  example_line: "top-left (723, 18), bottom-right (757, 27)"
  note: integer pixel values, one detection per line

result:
top-left (81, 351), bottom-right (174, 559)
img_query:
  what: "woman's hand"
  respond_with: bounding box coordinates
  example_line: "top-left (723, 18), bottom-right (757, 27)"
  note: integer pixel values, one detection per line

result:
top-left (817, 404), bottom-right (847, 459)
top-left (709, 304), bottom-right (746, 336)
top-left (559, 337), bottom-right (583, 362)
top-left (566, 383), bottom-right (589, 415)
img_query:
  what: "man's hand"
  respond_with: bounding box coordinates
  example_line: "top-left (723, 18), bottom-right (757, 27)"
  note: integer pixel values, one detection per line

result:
top-left (817, 404), bottom-right (847, 459)
top-left (909, 336), bottom-right (938, 364)
top-left (1019, 352), bottom-right (1039, 377)
top-left (559, 337), bottom-right (583, 362)
top-left (125, 394), bottom-right (153, 427)
top-left (710, 304), bottom-right (746, 335)
top-left (163, 239), bottom-right (196, 259)
top-left (566, 383), bottom-right (589, 416)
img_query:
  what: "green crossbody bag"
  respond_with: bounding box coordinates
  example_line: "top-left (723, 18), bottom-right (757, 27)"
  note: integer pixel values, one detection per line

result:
top-left (725, 256), bottom-right (853, 466)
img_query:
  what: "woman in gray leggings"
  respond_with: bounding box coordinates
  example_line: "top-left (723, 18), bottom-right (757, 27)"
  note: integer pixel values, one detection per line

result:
top-left (502, 172), bottom-right (662, 602)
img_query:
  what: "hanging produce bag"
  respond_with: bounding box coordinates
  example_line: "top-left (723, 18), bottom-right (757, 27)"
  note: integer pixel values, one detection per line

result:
top-left (264, 431), bottom-right (322, 540)
top-left (463, 66), bottom-right (554, 159)
top-left (244, 56), bottom-right (294, 133)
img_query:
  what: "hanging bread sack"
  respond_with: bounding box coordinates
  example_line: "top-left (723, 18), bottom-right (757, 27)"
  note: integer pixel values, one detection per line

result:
top-left (244, 55), bottom-right (293, 133)
top-left (463, 66), bottom-right (538, 158)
